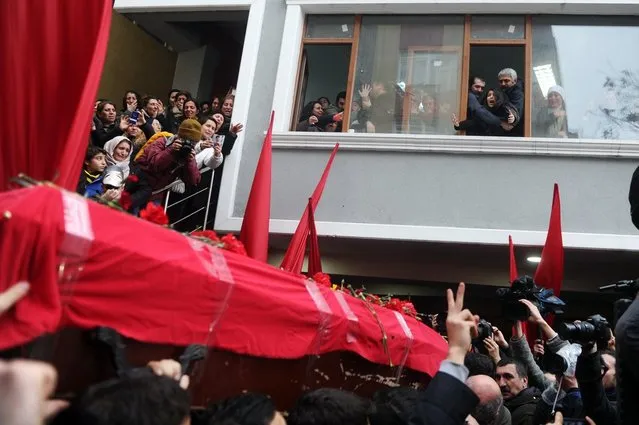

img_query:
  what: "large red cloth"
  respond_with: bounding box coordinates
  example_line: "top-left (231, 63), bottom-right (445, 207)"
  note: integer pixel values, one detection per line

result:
top-left (509, 235), bottom-right (518, 282)
top-left (0, 0), bottom-right (112, 191)
top-left (240, 112), bottom-right (274, 262)
top-left (281, 144), bottom-right (339, 273)
top-left (0, 187), bottom-right (448, 376)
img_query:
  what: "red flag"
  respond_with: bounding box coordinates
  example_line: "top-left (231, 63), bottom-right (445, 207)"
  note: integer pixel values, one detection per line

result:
top-left (281, 144), bottom-right (339, 273)
top-left (307, 198), bottom-right (322, 276)
top-left (509, 235), bottom-right (518, 282)
top-left (0, 0), bottom-right (113, 191)
top-left (534, 184), bottom-right (564, 297)
top-left (240, 112), bottom-right (274, 262)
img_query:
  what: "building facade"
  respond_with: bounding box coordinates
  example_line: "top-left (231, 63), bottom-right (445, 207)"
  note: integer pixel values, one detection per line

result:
top-left (114, 0), bottom-right (639, 304)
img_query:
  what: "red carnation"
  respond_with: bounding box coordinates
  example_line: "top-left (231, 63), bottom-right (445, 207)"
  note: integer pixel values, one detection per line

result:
top-left (366, 294), bottom-right (382, 305)
top-left (312, 272), bottom-right (332, 288)
top-left (119, 190), bottom-right (132, 211)
top-left (386, 298), bottom-right (403, 312)
top-left (126, 174), bottom-right (139, 184)
top-left (401, 301), bottom-right (418, 318)
top-left (191, 230), bottom-right (220, 243)
top-left (139, 203), bottom-right (169, 226)
top-left (221, 234), bottom-right (248, 256)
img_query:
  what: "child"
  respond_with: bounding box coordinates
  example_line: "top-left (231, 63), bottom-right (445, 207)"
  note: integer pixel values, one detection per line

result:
top-left (77, 145), bottom-right (107, 197)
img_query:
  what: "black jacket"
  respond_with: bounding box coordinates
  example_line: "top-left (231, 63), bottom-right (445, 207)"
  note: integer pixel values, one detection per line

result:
top-left (409, 371), bottom-right (479, 425)
top-left (576, 351), bottom-right (617, 425)
top-left (628, 166), bottom-right (639, 230)
top-left (615, 297), bottom-right (639, 425)
top-left (504, 387), bottom-right (540, 425)
top-left (91, 117), bottom-right (124, 148)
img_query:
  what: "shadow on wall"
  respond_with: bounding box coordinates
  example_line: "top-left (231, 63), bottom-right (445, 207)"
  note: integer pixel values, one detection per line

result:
top-left (98, 12), bottom-right (177, 104)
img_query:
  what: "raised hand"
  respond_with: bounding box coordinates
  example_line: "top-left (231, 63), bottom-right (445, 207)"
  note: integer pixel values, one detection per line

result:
top-left (445, 282), bottom-right (479, 364)
top-left (230, 123), bottom-right (244, 135)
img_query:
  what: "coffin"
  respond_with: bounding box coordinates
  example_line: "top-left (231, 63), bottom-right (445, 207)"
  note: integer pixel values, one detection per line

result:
top-left (0, 186), bottom-right (447, 407)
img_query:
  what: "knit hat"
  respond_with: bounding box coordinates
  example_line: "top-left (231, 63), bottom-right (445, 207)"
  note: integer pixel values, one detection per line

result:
top-left (547, 85), bottom-right (566, 100)
top-left (178, 119), bottom-right (202, 142)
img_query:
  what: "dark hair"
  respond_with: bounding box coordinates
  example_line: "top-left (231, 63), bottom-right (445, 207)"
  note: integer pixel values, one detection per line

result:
top-left (300, 101), bottom-right (322, 122)
top-left (288, 388), bottom-right (371, 425)
top-left (482, 88), bottom-right (506, 110)
top-left (469, 76), bottom-right (485, 89)
top-left (206, 393), bottom-right (277, 425)
top-left (497, 358), bottom-right (528, 379)
top-left (201, 101), bottom-right (211, 109)
top-left (335, 91), bottom-right (346, 104)
top-left (198, 115), bottom-right (216, 126)
top-left (184, 99), bottom-right (198, 110)
top-left (472, 397), bottom-right (502, 425)
top-left (55, 374), bottom-right (190, 425)
top-left (317, 96), bottom-right (330, 104)
top-left (169, 89), bottom-right (180, 98)
top-left (177, 91), bottom-right (192, 101)
top-left (465, 352), bottom-right (496, 378)
top-left (368, 387), bottom-right (418, 425)
top-left (122, 90), bottom-right (141, 111)
top-left (85, 145), bottom-right (107, 163)
top-left (96, 101), bottom-right (116, 115)
top-left (141, 96), bottom-right (159, 109)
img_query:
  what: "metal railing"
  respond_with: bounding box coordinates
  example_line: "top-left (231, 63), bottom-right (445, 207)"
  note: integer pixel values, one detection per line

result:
top-left (152, 167), bottom-right (215, 230)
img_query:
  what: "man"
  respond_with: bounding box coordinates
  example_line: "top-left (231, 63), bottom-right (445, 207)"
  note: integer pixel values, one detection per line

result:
top-left (470, 76), bottom-right (486, 97)
top-left (497, 68), bottom-right (524, 135)
top-left (495, 359), bottom-right (539, 425)
top-left (459, 76), bottom-right (486, 136)
top-left (467, 375), bottom-right (511, 425)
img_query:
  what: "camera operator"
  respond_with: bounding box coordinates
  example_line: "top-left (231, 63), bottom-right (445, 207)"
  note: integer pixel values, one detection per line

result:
top-left (613, 293), bottom-right (639, 425)
top-left (135, 119), bottom-right (202, 204)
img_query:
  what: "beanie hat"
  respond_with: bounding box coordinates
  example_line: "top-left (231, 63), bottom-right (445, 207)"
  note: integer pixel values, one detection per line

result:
top-left (547, 85), bottom-right (566, 100)
top-left (178, 119), bottom-right (202, 142)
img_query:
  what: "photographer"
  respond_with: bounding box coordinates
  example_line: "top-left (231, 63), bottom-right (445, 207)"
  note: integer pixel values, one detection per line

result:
top-left (135, 119), bottom-right (202, 204)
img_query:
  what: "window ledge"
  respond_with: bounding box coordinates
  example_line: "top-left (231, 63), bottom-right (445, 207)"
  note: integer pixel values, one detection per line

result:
top-left (271, 132), bottom-right (639, 159)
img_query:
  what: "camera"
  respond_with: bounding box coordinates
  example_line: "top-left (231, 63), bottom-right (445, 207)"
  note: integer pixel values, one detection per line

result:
top-left (557, 314), bottom-right (610, 344)
top-left (496, 275), bottom-right (566, 321)
top-left (600, 279), bottom-right (639, 326)
top-left (178, 139), bottom-right (195, 158)
top-left (475, 319), bottom-right (493, 341)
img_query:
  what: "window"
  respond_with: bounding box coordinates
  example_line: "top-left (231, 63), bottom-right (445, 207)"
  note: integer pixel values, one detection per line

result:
top-left (531, 17), bottom-right (639, 140)
top-left (351, 16), bottom-right (464, 134)
top-left (291, 14), bottom-right (639, 140)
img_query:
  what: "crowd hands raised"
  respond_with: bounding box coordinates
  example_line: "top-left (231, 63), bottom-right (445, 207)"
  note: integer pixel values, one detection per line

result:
top-left (78, 89), bottom-right (244, 215)
top-left (2, 278), bottom-right (638, 425)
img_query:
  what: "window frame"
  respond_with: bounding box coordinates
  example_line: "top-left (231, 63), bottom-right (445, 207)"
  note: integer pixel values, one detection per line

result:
top-left (291, 13), bottom-right (536, 135)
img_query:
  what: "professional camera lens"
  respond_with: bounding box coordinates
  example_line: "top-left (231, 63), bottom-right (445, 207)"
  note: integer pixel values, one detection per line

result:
top-left (557, 321), bottom-right (596, 343)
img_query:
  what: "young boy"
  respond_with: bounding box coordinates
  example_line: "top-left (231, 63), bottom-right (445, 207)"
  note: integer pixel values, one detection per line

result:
top-left (77, 145), bottom-right (107, 197)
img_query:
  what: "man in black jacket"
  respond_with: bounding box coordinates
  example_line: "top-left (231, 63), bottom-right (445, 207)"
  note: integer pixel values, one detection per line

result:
top-left (615, 294), bottom-right (639, 425)
top-left (497, 68), bottom-right (524, 137)
top-left (496, 359), bottom-right (540, 425)
top-left (409, 282), bottom-right (480, 425)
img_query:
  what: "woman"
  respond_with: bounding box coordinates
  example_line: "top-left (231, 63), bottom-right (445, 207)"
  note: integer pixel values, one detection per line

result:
top-left (195, 116), bottom-right (223, 170)
top-left (200, 101), bottom-right (211, 116)
top-left (103, 136), bottom-right (133, 180)
top-left (183, 99), bottom-right (199, 121)
top-left (452, 88), bottom-right (517, 136)
top-left (91, 101), bottom-right (127, 148)
top-left (534, 85), bottom-right (568, 138)
top-left (297, 101), bottom-right (342, 132)
top-left (211, 96), bottom-right (221, 113)
top-left (122, 91), bottom-right (140, 113)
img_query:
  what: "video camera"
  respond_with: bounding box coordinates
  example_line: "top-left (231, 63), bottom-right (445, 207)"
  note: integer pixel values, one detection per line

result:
top-left (600, 279), bottom-right (639, 327)
top-left (496, 275), bottom-right (566, 321)
top-left (557, 314), bottom-right (610, 345)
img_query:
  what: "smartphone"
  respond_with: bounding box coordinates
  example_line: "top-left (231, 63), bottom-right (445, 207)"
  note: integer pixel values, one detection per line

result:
top-left (128, 110), bottom-right (140, 125)
top-left (214, 135), bottom-right (225, 146)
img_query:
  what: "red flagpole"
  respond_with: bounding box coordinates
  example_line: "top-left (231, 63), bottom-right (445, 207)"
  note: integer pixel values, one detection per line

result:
top-left (239, 112), bottom-right (274, 262)
top-left (307, 198), bottom-right (322, 276)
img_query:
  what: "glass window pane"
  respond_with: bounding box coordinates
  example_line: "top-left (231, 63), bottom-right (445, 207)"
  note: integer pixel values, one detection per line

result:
top-left (350, 16), bottom-right (464, 135)
top-left (305, 15), bottom-right (355, 39)
top-left (471, 16), bottom-right (525, 39)
top-left (531, 17), bottom-right (639, 140)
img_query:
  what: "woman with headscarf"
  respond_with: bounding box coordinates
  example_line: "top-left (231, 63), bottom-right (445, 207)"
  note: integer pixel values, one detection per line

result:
top-left (534, 85), bottom-right (568, 138)
top-left (103, 136), bottom-right (133, 180)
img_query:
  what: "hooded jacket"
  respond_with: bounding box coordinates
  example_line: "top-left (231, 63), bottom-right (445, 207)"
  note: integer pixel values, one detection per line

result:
top-left (504, 387), bottom-right (541, 425)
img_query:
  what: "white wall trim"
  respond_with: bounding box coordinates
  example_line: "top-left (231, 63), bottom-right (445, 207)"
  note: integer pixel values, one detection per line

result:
top-left (270, 132), bottom-right (639, 159)
top-left (271, 6), bottom-right (305, 132)
top-left (285, 0), bottom-right (639, 15)
top-left (215, 0), bottom-right (267, 226)
top-left (215, 217), bottom-right (639, 251)
top-left (114, 0), bottom-right (252, 12)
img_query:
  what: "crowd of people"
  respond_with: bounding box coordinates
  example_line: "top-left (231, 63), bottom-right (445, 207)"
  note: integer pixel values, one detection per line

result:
top-left (1, 278), bottom-right (638, 425)
top-left (297, 68), bottom-right (570, 138)
top-left (79, 89), bottom-right (244, 221)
